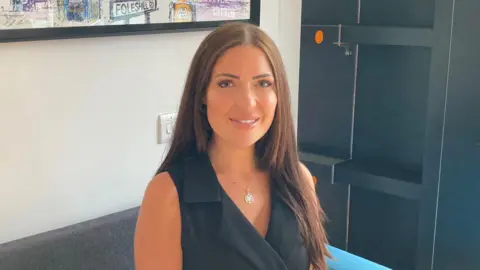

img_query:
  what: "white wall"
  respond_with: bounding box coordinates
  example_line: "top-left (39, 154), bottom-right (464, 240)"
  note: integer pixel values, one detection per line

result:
top-left (0, 0), bottom-right (301, 244)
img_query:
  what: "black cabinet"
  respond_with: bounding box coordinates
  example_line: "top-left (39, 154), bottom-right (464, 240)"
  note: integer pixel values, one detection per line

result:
top-left (432, 1), bottom-right (480, 269)
top-left (298, 0), bottom-right (480, 269)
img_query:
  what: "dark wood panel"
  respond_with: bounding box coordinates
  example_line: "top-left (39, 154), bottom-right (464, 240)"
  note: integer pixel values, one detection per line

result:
top-left (415, 0), bottom-right (456, 268)
top-left (301, 154), bottom-right (349, 249)
top-left (360, 0), bottom-right (435, 28)
top-left (298, 27), bottom-right (356, 160)
top-left (314, 171), bottom-right (349, 249)
top-left (433, 0), bottom-right (480, 269)
top-left (302, 159), bottom-right (349, 249)
top-left (353, 45), bottom-right (431, 176)
top-left (301, 0), bottom-right (358, 25)
top-left (302, 25), bottom-right (433, 48)
top-left (348, 187), bottom-right (419, 270)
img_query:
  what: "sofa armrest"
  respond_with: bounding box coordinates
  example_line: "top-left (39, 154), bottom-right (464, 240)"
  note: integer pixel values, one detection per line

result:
top-left (326, 245), bottom-right (391, 270)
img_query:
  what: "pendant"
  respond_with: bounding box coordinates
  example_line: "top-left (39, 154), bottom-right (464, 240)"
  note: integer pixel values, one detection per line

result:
top-left (244, 190), bottom-right (255, 204)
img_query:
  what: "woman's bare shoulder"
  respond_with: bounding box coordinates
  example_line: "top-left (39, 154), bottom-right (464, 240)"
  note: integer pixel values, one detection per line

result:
top-left (134, 172), bottom-right (182, 270)
top-left (142, 172), bottom-right (179, 206)
top-left (136, 171), bottom-right (181, 229)
top-left (299, 162), bottom-right (316, 189)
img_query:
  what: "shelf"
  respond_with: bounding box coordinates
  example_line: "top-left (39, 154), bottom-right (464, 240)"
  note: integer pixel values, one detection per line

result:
top-left (302, 25), bottom-right (433, 47)
top-left (300, 152), bottom-right (345, 166)
top-left (301, 0), bottom-right (434, 28)
top-left (334, 160), bottom-right (422, 201)
top-left (299, 152), bottom-right (346, 184)
top-left (299, 151), bottom-right (423, 200)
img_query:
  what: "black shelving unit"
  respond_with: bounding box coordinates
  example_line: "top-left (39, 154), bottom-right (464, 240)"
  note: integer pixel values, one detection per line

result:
top-left (302, 25), bottom-right (433, 47)
top-left (298, 0), bottom-right (480, 269)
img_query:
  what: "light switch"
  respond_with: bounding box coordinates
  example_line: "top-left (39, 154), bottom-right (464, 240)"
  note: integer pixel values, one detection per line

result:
top-left (157, 112), bottom-right (177, 144)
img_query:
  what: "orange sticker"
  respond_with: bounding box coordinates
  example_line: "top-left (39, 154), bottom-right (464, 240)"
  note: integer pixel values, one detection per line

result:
top-left (314, 30), bottom-right (324, 44)
top-left (313, 176), bottom-right (318, 185)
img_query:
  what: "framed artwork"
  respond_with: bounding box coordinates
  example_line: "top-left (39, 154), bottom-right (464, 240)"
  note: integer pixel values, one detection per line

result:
top-left (0, 0), bottom-right (260, 42)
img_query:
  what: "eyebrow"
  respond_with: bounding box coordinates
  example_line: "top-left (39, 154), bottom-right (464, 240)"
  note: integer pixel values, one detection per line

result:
top-left (252, 73), bottom-right (272, 80)
top-left (215, 73), bottom-right (273, 80)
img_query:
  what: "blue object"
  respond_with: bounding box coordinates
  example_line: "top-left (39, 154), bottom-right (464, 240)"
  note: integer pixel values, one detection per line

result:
top-left (326, 245), bottom-right (392, 270)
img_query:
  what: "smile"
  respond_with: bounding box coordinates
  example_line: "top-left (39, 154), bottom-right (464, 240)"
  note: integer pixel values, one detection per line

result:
top-left (229, 118), bottom-right (260, 127)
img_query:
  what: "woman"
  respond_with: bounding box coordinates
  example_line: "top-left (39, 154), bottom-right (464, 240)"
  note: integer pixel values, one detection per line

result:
top-left (134, 22), bottom-right (331, 270)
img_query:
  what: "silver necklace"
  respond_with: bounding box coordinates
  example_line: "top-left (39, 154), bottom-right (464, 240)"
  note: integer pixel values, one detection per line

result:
top-left (231, 180), bottom-right (255, 204)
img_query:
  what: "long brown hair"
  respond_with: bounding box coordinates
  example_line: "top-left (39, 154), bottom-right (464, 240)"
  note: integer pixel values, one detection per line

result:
top-left (157, 22), bottom-right (331, 270)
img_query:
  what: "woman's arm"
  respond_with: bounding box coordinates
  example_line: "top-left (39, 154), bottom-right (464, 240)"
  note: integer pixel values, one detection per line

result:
top-left (134, 172), bottom-right (182, 270)
top-left (299, 162), bottom-right (317, 194)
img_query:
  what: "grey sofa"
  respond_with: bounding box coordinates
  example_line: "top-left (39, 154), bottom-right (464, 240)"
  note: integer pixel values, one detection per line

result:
top-left (0, 206), bottom-right (391, 270)
top-left (0, 207), bottom-right (139, 270)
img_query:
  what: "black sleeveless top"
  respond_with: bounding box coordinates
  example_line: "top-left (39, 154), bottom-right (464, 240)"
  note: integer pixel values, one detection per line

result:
top-left (165, 152), bottom-right (310, 270)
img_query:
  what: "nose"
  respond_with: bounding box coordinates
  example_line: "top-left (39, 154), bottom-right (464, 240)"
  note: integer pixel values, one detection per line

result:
top-left (235, 83), bottom-right (257, 109)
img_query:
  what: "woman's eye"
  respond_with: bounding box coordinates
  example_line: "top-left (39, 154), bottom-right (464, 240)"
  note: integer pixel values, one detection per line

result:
top-left (217, 80), bottom-right (233, 88)
top-left (258, 80), bottom-right (273, 88)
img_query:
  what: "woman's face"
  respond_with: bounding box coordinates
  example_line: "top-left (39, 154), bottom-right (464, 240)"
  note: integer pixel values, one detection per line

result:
top-left (205, 45), bottom-right (277, 149)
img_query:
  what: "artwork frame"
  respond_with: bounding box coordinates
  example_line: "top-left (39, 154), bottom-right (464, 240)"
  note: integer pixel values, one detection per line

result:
top-left (0, 0), bottom-right (260, 43)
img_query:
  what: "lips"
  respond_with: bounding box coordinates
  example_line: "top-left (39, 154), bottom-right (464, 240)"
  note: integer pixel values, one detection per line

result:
top-left (229, 117), bottom-right (260, 128)
top-left (231, 119), bottom-right (258, 123)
